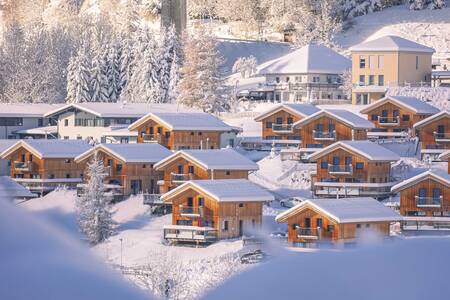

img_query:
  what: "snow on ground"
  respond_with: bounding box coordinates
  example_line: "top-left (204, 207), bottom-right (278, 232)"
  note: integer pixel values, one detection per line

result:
top-left (336, 6), bottom-right (450, 58)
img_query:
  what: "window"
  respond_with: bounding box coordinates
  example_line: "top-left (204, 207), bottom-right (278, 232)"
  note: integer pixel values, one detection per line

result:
top-left (356, 162), bottom-right (364, 170)
top-left (368, 75), bottom-right (375, 85)
top-left (66, 174), bottom-right (71, 178)
top-left (190, 132), bottom-right (194, 136)
top-left (320, 161), bottom-right (328, 169)
top-left (327, 225), bottom-right (334, 232)
top-left (116, 164), bottom-right (122, 172)
top-left (198, 132), bottom-right (202, 136)
top-left (369, 55), bottom-right (376, 69)
top-left (275, 77), bottom-right (280, 83)
top-left (188, 166), bottom-right (194, 174)
top-left (266, 121), bottom-right (272, 129)
top-left (49, 174), bottom-right (55, 179)
top-left (64, 119), bottom-right (69, 127)
top-left (0, 118), bottom-right (23, 126)
top-left (276, 117), bottom-right (283, 124)
top-left (371, 178), bottom-right (376, 183)
top-left (378, 55), bottom-right (384, 68)
top-left (378, 75), bottom-right (384, 86)
top-left (198, 197), bottom-right (204, 207)
top-left (38, 118), bottom-right (43, 127)
top-left (142, 164), bottom-right (146, 168)
top-left (226, 171), bottom-right (231, 175)
top-left (223, 220), bottom-right (229, 231)
top-left (165, 132), bottom-right (171, 139)
top-left (157, 127), bottom-right (162, 134)
top-left (356, 224), bottom-right (361, 228)
top-left (107, 159), bottom-right (113, 166)
top-left (402, 114), bottom-right (410, 122)
top-left (359, 56), bottom-right (366, 68)
top-left (415, 56), bottom-right (419, 70)
top-left (76, 136), bottom-right (82, 140)
top-left (286, 76), bottom-right (290, 82)
top-left (316, 218), bottom-right (322, 228)
top-left (287, 117), bottom-right (293, 124)
top-left (21, 154), bottom-right (25, 162)
top-left (359, 75), bottom-right (365, 85)
top-left (63, 136), bottom-right (69, 140)
top-left (65, 159), bottom-right (71, 163)
top-left (239, 203), bottom-right (244, 208)
top-left (371, 114), bottom-right (378, 121)
top-left (29, 154), bottom-right (33, 162)
top-left (365, 224), bottom-right (370, 228)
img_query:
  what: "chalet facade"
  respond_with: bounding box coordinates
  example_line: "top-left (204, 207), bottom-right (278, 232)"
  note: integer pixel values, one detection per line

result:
top-left (350, 35), bottom-right (434, 105)
top-left (391, 170), bottom-right (450, 229)
top-left (154, 149), bottom-right (258, 193)
top-left (308, 140), bottom-right (400, 199)
top-left (128, 112), bottom-right (235, 150)
top-left (439, 150), bottom-right (450, 173)
top-left (276, 198), bottom-right (401, 246)
top-left (74, 144), bottom-right (171, 197)
top-left (292, 109), bottom-right (374, 157)
top-left (254, 103), bottom-right (320, 145)
top-left (414, 111), bottom-right (450, 160)
top-left (0, 140), bottom-right (92, 194)
top-left (360, 95), bottom-right (439, 139)
top-left (161, 179), bottom-right (274, 243)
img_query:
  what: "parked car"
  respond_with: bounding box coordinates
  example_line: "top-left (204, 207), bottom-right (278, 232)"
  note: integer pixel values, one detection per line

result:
top-left (240, 250), bottom-right (268, 264)
top-left (280, 197), bottom-right (304, 208)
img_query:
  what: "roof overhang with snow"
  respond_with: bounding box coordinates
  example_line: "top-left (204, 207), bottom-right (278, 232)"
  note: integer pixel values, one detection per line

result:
top-left (413, 111), bottom-right (450, 129)
top-left (360, 96), bottom-right (438, 115)
top-left (391, 170), bottom-right (450, 193)
top-left (293, 110), bottom-right (374, 130)
top-left (1, 141), bottom-right (45, 160)
top-left (254, 105), bottom-right (310, 122)
top-left (349, 35), bottom-right (435, 54)
top-left (438, 150), bottom-right (450, 161)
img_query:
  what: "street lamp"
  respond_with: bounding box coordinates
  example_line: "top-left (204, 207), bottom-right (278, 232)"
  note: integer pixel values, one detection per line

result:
top-left (119, 238), bottom-right (123, 269)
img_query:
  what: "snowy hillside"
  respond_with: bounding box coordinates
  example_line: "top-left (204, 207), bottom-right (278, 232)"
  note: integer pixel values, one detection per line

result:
top-left (336, 6), bottom-right (450, 58)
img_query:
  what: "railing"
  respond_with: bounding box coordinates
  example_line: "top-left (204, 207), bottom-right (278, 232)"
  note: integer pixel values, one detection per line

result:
top-left (328, 164), bottom-right (353, 175)
top-left (297, 227), bottom-right (320, 239)
top-left (171, 173), bottom-right (193, 183)
top-left (163, 225), bottom-right (217, 243)
top-left (142, 133), bottom-right (160, 143)
top-left (415, 196), bottom-right (442, 208)
top-left (272, 123), bottom-right (293, 133)
top-left (378, 116), bottom-right (399, 125)
top-left (313, 130), bottom-right (336, 141)
top-left (313, 181), bottom-right (397, 199)
top-left (433, 132), bottom-right (450, 142)
top-left (179, 205), bottom-right (203, 217)
top-left (143, 194), bottom-right (162, 205)
top-left (14, 161), bottom-right (33, 172)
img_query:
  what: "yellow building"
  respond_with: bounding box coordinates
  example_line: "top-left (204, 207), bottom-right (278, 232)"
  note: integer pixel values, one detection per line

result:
top-left (350, 35), bottom-right (435, 105)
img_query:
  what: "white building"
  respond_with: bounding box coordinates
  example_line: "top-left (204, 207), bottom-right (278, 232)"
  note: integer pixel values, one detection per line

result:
top-left (245, 44), bottom-right (351, 103)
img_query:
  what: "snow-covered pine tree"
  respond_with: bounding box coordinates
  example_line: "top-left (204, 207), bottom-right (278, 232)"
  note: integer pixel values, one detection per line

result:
top-left (76, 154), bottom-right (114, 245)
top-left (167, 51), bottom-right (181, 103)
top-left (90, 47), bottom-right (109, 102)
top-left (159, 25), bottom-right (182, 103)
top-left (409, 0), bottom-right (446, 9)
top-left (106, 44), bottom-right (121, 102)
top-left (66, 49), bottom-right (91, 103)
top-left (177, 26), bottom-right (225, 112)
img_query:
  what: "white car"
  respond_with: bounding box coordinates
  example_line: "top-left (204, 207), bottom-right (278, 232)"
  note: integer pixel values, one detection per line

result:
top-left (279, 197), bottom-right (304, 208)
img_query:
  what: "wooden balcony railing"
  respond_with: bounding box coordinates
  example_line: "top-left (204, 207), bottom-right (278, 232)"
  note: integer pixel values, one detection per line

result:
top-left (415, 196), bottom-right (442, 208)
top-left (272, 124), bottom-right (293, 133)
top-left (179, 205), bottom-right (203, 217)
top-left (313, 130), bottom-right (336, 141)
top-left (142, 133), bottom-right (161, 143)
top-left (378, 116), bottom-right (399, 126)
top-left (433, 132), bottom-right (450, 142)
top-left (297, 227), bottom-right (321, 239)
top-left (328, 164), bottom-right (353, 175)
top-left (14, 161), bottom-right (33, 172)
top-left (171, 173), bottom-right (193, 183)
top-left (163, 225), bottom-right (217, 243)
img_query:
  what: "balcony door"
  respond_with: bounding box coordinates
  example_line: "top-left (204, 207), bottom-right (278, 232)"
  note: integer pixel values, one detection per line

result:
top-left (333, 156), bottom-right (340, 166)
top-left (187, 197), bottom-right (193, 207)
top-left (316, 124), bottom-right (324, 132)
top-left (432, 189), bottom-right (441, 202)
top-left (345, 156), bottom-right (352, 166)
top-left (177, 165), bottom-right (183, 174)
top-left (437, 125), bottom-right (445, 138)
top-left (418, 188), bottom-right (427, 200)
top-left (381, 110), bottom-right (388, 118)
top-left (329, 123), bottom-right (335, 133)
top-left (304, 218), bottom-right (311, 228)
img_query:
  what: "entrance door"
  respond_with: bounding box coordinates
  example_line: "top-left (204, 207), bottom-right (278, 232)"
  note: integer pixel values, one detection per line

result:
top-left (239, 220), bottom-right (244, 236)
top-left (130, 180), bottom-right (141, 195)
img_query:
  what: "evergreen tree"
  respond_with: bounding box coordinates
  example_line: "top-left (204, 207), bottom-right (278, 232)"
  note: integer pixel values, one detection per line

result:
top-left (107, 45), bottom-right (121, 102)
top-left (90, 49), bottom-right (109, 102)
top-left (66, 49), bottom-right (91, 103)
top-left (76, 154), bottom-right (114, 245)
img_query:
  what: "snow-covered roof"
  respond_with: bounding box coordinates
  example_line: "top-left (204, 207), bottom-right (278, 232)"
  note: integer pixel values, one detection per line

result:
top-left (0, 139), bottom-right (19, 153)
top-left (258, 44), bottom-right (351, 75)
top-left (154, 149), bottom-right (259, 171)
top-left (413, 110), bottom-right (450, 129)
top-left (0, 176), bottom-right (36, 198)
top-left (14, 126), bottom-right (58, 135)
top-left (101, 126), bottom-right (139, 137)
top-left (360, 95), bottom-right (439, 115)
top-left (254, 103), bottom-right (320, 121)
top-left (308, 140), bottom-right (400, 162)
top-left (349, 35), bottom-right (435, 53)
top-left (44, 102), bottom-right (194, 118)
top-left (439, 150), bottom-right (450, 161)
top-left (0, 103), bottom-right (63, 118)
top-left (391, 169), bottom-right (450, 193)
top-left (128, 112), bottom-right (233, 132)
top-left (75, 143), bottom-right (172, 164)
top-left (161, 179), bottom-right (274, 203)
top-left (293, 109), bottom-right (375, 129)
top-left (1, 140), bottom-right (92, 159)
top-left (276, 197), bottom-right (401, 223)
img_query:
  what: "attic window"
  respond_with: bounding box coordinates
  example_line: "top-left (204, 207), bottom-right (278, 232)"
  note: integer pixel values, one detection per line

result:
top-left (190, 132), bottom-right (194, 136)
top-left (239, 203), bottom-right (244, 208)
top-left (66, 174), bottom-right (71, 178)
top-left (142, 164), bottom-right (146, 168)
top-left (327, 225), bottom-right (334, 232)
top-left (65, 159), bottom-right (71, 163)
top-left (226, 171), bottom-right (231, 175)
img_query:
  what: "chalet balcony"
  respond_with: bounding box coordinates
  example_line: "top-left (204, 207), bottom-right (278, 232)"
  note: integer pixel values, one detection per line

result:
top-left (297, 227), bottom-right (320, 240)
top-left (142, 133), bottom-right (161, 143)
top-left (313, 130), bottom-right (336, 141)
top-left (433, 132), bottom-right (450, 142)
top-left (313, 181), bottom-right (397, 199)
top-left (163, 225), bottom-right (217, 243)
top-left (179, 205), bottom-right (203, 217)
top-left (143, 194), bottom-right (163, 205)
top-left (272, 124), bottom-right (293, 133)
top-left (14, 161), bottom-right (33, 172)
top-left (171, 173), bottom-right (193, 184)
top-left (377, 116), bottom-right (399, 126)
top-left (328, 164), bottom-right (353, 175)
top-left (415, 196), bottom-right (442, 208)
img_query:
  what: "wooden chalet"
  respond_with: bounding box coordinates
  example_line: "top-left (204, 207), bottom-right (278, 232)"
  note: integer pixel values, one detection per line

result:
top-left (128, 112), bottom-right (234, 150)
top-left (74, 143), bottom-right (172, 199)
top-left (153, 149), bottom-right (259, 193)
top-left (439, 150), bottom-right (450, 173)
top-left (414, 111), bottom-right (450, 160)
top-left (0, 140), bottom-right (92, 194)
top-left (391, 170), bottom-right (450, 230)
top-left (161, 179), bottom-right (274, 243)
top-left (308, 140), bottom-right (400, 199)
top-left (360, 95), bottom-right (439, 139)
top-left (292, 109), bottom-right (374, 159)
top-left (276, 198), bottom-right (401, 246)
top-left (254, 104), bottom-right (320, 147)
